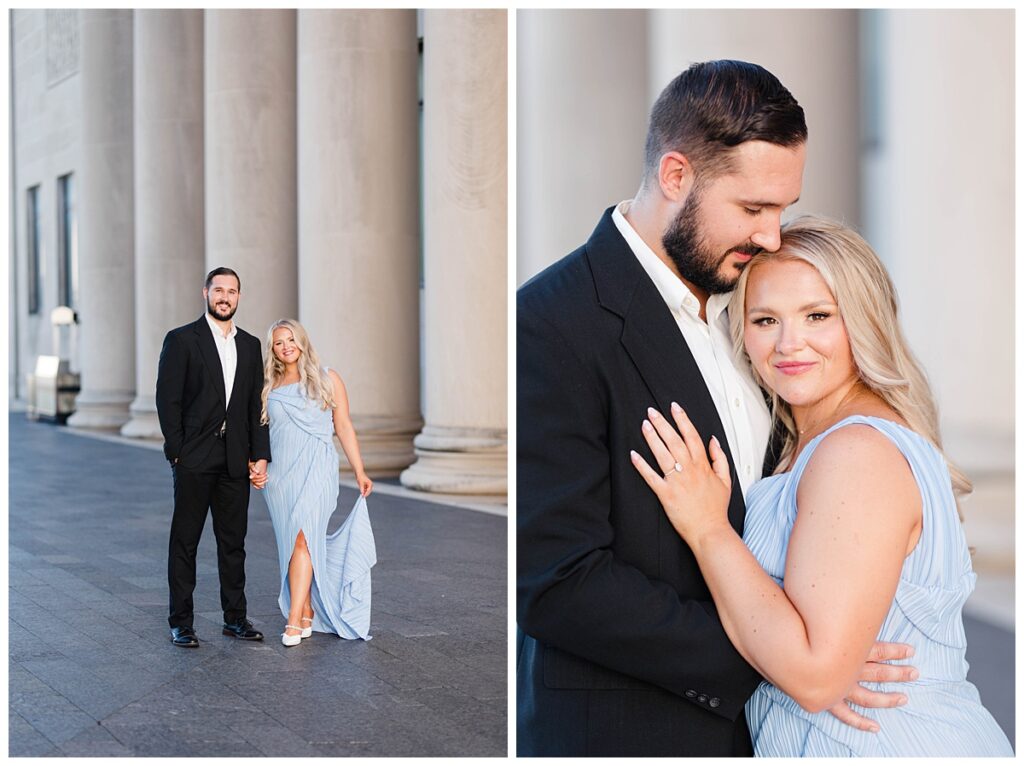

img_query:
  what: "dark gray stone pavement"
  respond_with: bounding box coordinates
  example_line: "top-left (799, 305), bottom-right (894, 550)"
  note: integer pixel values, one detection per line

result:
top-left (9, 414), bottom-right (507, 757)
top-left (964, 614), bottom-right (1015, 749)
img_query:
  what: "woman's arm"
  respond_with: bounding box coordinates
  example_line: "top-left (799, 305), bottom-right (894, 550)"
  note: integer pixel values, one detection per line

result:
top-left (328, 369), bottom-right (373, 496)
top-left (634, 408), bottom-right (920, 713)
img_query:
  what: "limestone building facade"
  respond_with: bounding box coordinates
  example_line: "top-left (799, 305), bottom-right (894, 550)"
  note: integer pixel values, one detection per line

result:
top-left (10, 9), bottom-right (508, 496)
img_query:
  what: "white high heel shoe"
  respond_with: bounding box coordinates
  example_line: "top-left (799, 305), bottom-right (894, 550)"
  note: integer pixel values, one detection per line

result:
top-left (281, 625), bottom-right (303, 647)
top-left (300, 615), bottom-right (313, 639)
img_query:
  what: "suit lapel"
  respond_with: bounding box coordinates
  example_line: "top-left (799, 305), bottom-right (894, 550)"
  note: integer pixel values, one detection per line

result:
top-left (193, 316), bottom-right (227, 411)
top-left (620, 284), bottom-right (734, 463)
top-left (586, 208), bottom-right (746, 531)
top-left (229, 332), bottom-right (246, 412)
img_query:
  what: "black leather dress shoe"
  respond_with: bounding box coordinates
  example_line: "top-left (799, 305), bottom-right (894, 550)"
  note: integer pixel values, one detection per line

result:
top-left (170, 626), bottom-right (199, 648)
top-left (222, 618), bottom-right (263, 641)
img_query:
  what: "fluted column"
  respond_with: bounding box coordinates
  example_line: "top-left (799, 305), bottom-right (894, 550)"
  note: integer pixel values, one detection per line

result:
top-left (67, 10), bottom-right (135, 430)
top-left (401, 10), bottom-right (507, 495)
top-left (205, 10), bottom-right (297, 337)
top-left (869, 10), bottom-right (1012, 470)
top-left (868, 10), bottom-right (1012, 573)
top-left (297, 10), bottom-right (422, 476)
top-left (122, 10), bottom-right (205, 439)
top-left (517, 10), bottom-right (648, 284)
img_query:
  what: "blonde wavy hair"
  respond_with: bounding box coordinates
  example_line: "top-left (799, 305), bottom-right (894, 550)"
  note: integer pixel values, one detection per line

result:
top-left (728, 215), bottom-right (971, 508)
top-left (260, 318), bottom-right (335, 424)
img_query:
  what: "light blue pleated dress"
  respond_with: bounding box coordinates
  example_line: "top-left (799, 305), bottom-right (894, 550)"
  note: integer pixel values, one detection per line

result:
top-left (743, 415), bottom-right (1012, 756)
top-left (264, 372), bottom-right (376, 640)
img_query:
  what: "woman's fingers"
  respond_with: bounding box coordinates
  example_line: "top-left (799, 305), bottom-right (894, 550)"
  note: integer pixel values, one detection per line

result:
top-left (631, 450), bottom-right (666, 494)
top-left (708, 435), bottom-right (732, 489)
top-left (646, 407), bottom-right (689, 466)
top-left (669, 402), bottom-right (709, 464)
top-left (642, 417), bottom-right (678, 475)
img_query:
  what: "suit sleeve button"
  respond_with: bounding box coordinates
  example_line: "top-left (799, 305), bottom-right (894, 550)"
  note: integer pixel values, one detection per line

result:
top-left (697, 694), bottom-right (708, 703)
top-left (709, 697), bottom-right (721, 708)
top-left (685, 689), bottom-right (697, 698)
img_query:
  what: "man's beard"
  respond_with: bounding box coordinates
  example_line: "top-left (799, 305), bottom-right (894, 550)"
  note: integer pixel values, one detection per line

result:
top-left (661, 189), bottom-right (757, 295)
top-left (207, 297), bottom-right (237, 321)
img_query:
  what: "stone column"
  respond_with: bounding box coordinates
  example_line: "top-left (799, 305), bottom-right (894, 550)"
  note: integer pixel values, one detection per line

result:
top-left (401, 10), bottom-right (507, 495)
top-left (9, 15), bottom-right (18, 401)
top-left (867, 10), bottom-right (1013, 575)
top-left (205, 10), bottom-right (297, 337)
top-left (67, 10), bottom-right (135, 430)
top-left (297, 10), bottom-right (422, 476)
top-left (517, 10), bottom-right (648, 284)
top-left (647, 9), bottom-right (861, 227)
top-left (868, 10), bottom-right (1013, 470)
top-left (122, 10), bottom-right (205, 439)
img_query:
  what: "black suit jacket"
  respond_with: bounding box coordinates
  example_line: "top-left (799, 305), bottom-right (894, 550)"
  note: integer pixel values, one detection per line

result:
top-left (155, 316), bottom-right (271, 478)
top-left (516, 209), bottom-right (764, 756)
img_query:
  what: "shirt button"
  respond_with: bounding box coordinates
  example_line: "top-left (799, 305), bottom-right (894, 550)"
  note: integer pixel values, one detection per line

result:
top-left (697, 694), bottom-right (709, 704)
top-left (746, 465), bottom-right (752, 475)
top-left (685, 689), bottom-right (697, 699)
top-left (733, 398), bottom-right (741, 408)
top-left (709, 697), bottom-right (721, 708)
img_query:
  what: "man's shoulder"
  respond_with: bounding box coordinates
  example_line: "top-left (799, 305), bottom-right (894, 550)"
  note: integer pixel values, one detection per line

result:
top-left (518, 244), bottom-right (596, 316)
top-left (519, 207), bottom-right (633, 321)
top-left (233, 326), bottom-right (261, 346)
top-left (165, 317), bottom-right (201, 341)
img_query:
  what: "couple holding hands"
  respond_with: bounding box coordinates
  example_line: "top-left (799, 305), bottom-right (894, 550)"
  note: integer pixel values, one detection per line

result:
top-left (156, 267), bottom-right (375, 650)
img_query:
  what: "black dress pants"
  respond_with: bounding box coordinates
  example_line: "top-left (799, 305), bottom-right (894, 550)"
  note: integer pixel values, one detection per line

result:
top-left (167, 442), bottom-right (250, 629)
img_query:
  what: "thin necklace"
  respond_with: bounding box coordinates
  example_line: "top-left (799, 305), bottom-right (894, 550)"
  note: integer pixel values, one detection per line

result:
top-left (796, 384), bottom-right (866, 436)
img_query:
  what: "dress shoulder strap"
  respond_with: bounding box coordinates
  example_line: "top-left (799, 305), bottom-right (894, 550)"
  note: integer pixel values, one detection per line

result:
top-left (798, 415), bottom-right (938, 471)
top-left (787, 415), bottom-right (963, 558)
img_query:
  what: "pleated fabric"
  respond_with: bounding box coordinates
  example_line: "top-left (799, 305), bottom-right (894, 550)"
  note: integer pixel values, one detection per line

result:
top-left (264, 376), bottom-right (376, 640)
top-left (743, 415), bottom-right (1012, 756)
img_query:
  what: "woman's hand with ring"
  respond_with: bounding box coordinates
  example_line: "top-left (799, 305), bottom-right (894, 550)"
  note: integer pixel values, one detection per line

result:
top-left (630, 402), bottom-right (733, 543)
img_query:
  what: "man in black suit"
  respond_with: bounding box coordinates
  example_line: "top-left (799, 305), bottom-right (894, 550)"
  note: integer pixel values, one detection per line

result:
top-left (517, 61), bottom-right (915, 756)
top-left (156, 267), bottom-right (271, 647)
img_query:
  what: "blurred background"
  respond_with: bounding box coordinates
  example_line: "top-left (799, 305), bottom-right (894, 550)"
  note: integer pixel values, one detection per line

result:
top-left (518, 8), bottom-right (1013, 743)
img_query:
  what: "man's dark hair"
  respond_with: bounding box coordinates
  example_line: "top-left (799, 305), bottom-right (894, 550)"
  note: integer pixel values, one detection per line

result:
top-left (205, 266), bottom-right (241, 291)
top-left (642, 60), bottom-right (807, 187)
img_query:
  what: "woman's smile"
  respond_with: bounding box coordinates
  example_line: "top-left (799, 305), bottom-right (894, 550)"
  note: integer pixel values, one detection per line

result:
top-left (773, 360), bottom-right (817, 376)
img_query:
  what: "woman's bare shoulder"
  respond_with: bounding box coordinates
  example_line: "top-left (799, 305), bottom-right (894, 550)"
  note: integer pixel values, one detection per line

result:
top-left (798, 421), bottom-right (920, 524)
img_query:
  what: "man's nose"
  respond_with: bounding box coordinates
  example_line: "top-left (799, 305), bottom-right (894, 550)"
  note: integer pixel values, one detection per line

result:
top-left (750, 214), bottom-right (782, 253)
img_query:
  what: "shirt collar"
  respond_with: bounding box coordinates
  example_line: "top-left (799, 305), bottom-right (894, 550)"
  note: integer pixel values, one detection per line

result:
top-left (612, 201), bottom-right (734, 321)
top-left (204, 311), bottom-right (237, 340)
top-left (706, 291), bottom-right (732, 325)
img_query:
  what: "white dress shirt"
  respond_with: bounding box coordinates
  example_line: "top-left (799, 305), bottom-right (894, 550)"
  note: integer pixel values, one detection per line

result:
top-left (612, 201), bottom-right (771, 497)
top-left (205, 311), bottom-right (238, 408)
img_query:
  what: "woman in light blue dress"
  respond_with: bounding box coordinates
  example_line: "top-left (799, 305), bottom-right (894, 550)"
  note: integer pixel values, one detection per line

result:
top-left (252, 318), bottom-right (376, 646)
top-left (632, 217), bottom-right (1012, 756)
